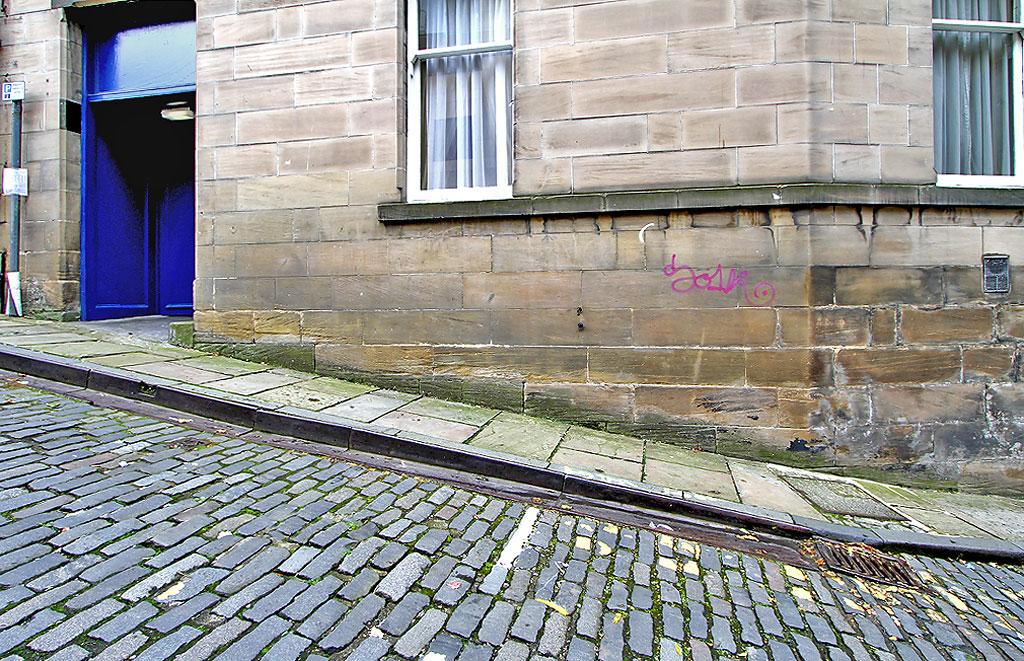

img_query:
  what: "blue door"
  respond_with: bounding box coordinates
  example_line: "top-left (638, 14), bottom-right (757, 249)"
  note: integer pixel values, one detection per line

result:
top-left (81, 17), bottom-right (196, 320)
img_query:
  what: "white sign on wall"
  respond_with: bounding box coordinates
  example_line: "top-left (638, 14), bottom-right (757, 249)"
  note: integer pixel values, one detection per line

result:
top-left (2, 168), bottom-right (28, 196)
top-left (1, 82), bottom-right (25, 102)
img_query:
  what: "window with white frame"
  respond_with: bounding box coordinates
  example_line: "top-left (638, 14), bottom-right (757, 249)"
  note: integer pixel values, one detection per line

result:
top-left (933, 0), bottom-right (1024, 186)
top-left (407, 0), bottom-right (513, 202)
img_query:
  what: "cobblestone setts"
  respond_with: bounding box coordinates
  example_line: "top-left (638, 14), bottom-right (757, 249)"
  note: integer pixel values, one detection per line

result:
top-left (0, 382), bottom-right (1024, 660)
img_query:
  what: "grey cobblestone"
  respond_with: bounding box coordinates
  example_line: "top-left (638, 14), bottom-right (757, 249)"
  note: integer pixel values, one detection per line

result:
top-left (0, 381), bottom-right (1021, 661)
top-left (214, 546), bottom-right (289, 595)
top-left (81, 547), bottom-right (153, 582)
top-left (0, 608), bottom-right (64, 656)
top-left (214, 573), bottom-right (285, 618)
top-left (339, 566), bottom-right (379, 601)
top-left (148, 592), bottom-right (219, 633)
top-left (298, 536), bottom-right (356, 580)
top-left (244, 577), bottom-right (307, 621)
top-left (213, 615), bottom-right (289, 661)
top-left (381, 592), bottom-right (430, 637)
top-left (134, 625), bottom-right (202, 661)
top-left (447, 593), bottom-right (493, 638)
top-left (598, 611), bottom-right (624, 661)
top-left (178, 618), bottom-right (251, 661)
top-left (91, 602), bottom-right (160, 643)
top-left (320, 594), bottom-right (386, 651)
top-left (434, 565), bottom-right (475, 605)
top-left (92, 630), bottom-right (149, 661)
top-left (263, 633), bottom-right (313, 661)
top-left (376, 552), bottom-right (430, 601)
top-left (296, 599), bottom-right (347, 640)
top-left (47, 644), bottom-right (90, 661)
top-left (281, 575), bottom-right (343, 621)
top-left (394, 608), bottom-right (448, 658)
top-left (77, 566), bottom-right (155, 611)
top-left (29, 598), bottom-right (124, 652)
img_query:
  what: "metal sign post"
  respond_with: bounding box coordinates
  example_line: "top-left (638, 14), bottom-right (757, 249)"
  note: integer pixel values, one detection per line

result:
top-left (2, 81), bottom-right (25, 316)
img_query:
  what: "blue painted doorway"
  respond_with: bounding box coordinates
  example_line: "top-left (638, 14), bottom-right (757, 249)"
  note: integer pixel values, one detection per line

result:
top-left (80, 9), bottom-right (196, 320)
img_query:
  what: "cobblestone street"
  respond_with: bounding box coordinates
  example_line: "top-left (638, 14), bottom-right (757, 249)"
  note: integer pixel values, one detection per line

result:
top-left (1, 376), bottom-right (1024, 661)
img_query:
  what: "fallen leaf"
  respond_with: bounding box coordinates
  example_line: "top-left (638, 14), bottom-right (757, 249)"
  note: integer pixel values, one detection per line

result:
top-left (534, 599), bottom-right (569, 616)
top-left (791, 587), bottom-right (814, 602)
top-left (156, 581), bottom-right (184, 601)
top-left (843, 597), bottom-right (865, 613)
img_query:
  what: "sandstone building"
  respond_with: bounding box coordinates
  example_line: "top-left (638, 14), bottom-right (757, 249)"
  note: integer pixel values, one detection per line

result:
top-left (3, 0), bottom-right (1024, 488)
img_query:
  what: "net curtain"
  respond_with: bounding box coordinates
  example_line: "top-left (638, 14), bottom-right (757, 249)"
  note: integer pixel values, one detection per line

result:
top-left (933, 0), bottom-right (1015, 175)
top-left (419, 0), bottom-right (511, 190)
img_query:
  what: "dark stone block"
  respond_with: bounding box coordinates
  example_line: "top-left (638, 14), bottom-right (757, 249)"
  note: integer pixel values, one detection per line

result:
top-left (195, 342), bottom-right (314, 372)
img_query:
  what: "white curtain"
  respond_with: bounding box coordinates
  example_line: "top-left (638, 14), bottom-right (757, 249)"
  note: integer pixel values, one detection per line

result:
top-left (420, 0), bottom-right (511, 190)
top-left (933, 0), bottom-right (1015, 175)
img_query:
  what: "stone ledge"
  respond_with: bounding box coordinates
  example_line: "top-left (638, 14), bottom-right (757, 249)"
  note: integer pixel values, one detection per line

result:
top-left (378, 184), bottom-right (1024, 224)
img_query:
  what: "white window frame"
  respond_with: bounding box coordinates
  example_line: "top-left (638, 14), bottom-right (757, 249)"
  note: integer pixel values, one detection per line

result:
top-left (406, 0), bottom-right (514, 203)
top-left (933, 14), bottom-right (1024, 188)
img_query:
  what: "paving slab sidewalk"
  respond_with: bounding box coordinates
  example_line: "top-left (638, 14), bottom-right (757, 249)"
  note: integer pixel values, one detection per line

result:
top-left (0, 316), bottom-right (1023, 550)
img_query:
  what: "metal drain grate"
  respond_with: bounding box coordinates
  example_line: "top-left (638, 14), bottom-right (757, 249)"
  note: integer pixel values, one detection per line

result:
top-left (815, 539), bottom-right (925, 590)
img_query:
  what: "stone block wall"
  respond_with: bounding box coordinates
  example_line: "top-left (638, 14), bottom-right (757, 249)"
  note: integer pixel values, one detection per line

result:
top-left (194, 0), bottom-right (403, 314)
top-left (195, 198), bottom-right (1024, 491)
top-left (514, 0), bottom-right (934, 193)
top-left (187, 0), bottom-right (1024, 489)
top-left (0, 0), bottom-right (82, 317)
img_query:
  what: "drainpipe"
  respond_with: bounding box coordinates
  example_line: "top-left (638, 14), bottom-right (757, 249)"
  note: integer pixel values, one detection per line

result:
top-left (6, 96), bottom-right (22, 316)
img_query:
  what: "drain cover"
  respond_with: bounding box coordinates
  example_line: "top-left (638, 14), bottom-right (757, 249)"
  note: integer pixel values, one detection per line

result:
top-left (815, 539), bottom-right (924, 590)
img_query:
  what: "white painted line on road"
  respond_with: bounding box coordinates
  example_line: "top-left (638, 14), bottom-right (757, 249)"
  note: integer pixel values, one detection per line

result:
top-left (496, 506), bottom-right (540, 569)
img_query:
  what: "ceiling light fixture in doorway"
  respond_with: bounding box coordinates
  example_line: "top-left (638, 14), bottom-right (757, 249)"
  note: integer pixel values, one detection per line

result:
top-left (160, 101), bottom-right (194, 121)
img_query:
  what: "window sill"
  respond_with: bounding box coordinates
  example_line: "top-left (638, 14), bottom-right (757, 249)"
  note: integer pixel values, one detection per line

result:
top-left (406, 185), bottom-right (513, 204)
top-left (936, 174), bottom-right (1024, 188)
top-left (378, 183), bottom-right (1024, 224)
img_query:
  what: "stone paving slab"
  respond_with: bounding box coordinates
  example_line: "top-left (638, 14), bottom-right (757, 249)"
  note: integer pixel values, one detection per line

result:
top-left (374, 411), bottom-right (479, 443)
top-left (38, 342), bottom-right (133, 359)
top-left (399, 397), bottom-right (501, 427)
top-left (321, 391), bottom-right (419, 423)
top-left (730, 461), bottom-right (823, 520)
top-left (646, 442), bottom-right (731, 472)
top-left (173, 356), bottom-right (267, 376)
top-left (783, 476), bottom-right (904, 521)
top-left (468, 413), bottom-right (568, 462)
top-left (257, 384), bottom-right (352, 412)
top-left (550, 446), bottom-right (642, 482)
top-left (644, 458), bottom-right (740, 502)
top-left (258, 379), bottom-right (374, 412)
top-left (0, 381), bottom-right (1022, 661)
top-left (2, 333), bottom-right (91, 346)
top-left (895, 507), bottom-right (996, 538)
top-left (129, 362), bottom-right (229, 385)
top-left (559, 427), bottom-right (644, 463)
top-left (86, 353), bottom-right (179, 368)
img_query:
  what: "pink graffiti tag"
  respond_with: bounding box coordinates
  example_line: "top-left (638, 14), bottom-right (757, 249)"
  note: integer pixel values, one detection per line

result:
top-left (663, 255), bottom-right (776, 306)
